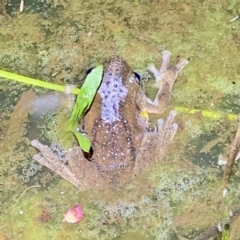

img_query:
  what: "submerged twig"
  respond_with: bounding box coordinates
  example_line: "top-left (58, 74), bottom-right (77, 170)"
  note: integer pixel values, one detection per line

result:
top-left (222, 114), bottom-right (240, 188)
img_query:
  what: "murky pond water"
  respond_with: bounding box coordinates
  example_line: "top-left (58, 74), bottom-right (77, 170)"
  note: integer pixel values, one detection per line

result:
top-left (1, 0), bottom-right (240, 239)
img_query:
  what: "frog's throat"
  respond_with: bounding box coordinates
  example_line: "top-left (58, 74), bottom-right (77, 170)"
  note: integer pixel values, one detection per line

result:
top-left (98, 76), bottom-right (128, 123)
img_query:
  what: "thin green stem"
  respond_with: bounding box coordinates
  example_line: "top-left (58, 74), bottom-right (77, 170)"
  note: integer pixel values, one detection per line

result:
top-left (0, 69), bottom-right (80, 95)
top-left (174, 106), bottom-right (237, 121)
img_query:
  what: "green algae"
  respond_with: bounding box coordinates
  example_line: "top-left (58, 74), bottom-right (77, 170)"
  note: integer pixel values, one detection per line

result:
top-left (1, 0), bottom-right (240, 239)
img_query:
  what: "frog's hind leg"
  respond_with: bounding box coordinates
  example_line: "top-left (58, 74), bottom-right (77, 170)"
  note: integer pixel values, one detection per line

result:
top-left (136, 50), bottom-right (189, 114)
top-left (132, 110), bottom-right (178, 177)
top-left (31, 140), bottom-right (105, 191)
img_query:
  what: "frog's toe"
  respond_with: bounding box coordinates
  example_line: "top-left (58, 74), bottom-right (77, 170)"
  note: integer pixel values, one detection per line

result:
top-left (157, 110), bottom-right (178, 147)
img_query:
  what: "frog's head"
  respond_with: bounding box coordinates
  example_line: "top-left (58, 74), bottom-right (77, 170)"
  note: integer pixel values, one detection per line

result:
top-left (103, 56), bottom-right (140, 87)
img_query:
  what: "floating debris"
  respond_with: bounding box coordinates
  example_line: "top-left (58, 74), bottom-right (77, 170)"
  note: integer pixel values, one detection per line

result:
top-left (222, 187), bottom-right (228, 197)
top-left (230, 15), bottom-right (239, 22)
top-left (217, 154), bottom-right (228, 166)
top-left (200, 137), bottom-right (223, 153)
top-left (19, 0), bottom-right (24, 12)
top-left (235, 151), bottom-right (240, 161)
top-left (63, 204), bottom-right (83, 223)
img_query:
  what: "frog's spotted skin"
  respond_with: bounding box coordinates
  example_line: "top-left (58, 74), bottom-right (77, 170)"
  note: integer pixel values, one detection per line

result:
top-left (85, 56), bottom-right (142, 185)
top-left (98, 56), bottom-right (128, 123)
top-left (31, 51), bottom-right (189, 190)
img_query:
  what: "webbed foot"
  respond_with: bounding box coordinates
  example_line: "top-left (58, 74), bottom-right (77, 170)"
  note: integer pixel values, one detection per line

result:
top-left (132, 110), bottom-right (178, 177)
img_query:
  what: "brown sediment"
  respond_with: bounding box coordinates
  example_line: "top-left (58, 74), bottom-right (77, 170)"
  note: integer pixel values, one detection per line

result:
top-left (3, 90), bottom-right (35, 150)
top-left (0, 90), bottom-right (36, 158)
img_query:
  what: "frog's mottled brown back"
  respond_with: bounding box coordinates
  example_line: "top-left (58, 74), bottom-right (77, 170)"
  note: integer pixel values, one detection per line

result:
top-left (84, 56), bottom-right (143, 185)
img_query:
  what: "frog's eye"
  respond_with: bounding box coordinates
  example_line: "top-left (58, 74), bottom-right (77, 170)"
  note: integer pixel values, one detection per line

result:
top-left (86, 67), bottom-right (94, 75)
top-left (133, 72), bottom-right (141, 83)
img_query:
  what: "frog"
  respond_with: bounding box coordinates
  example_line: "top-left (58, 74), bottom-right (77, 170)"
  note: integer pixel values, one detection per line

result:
top-left (31, 50), bottom-right (189, 191)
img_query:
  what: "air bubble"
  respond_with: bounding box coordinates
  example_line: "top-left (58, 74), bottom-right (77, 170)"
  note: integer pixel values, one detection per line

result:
top-left (128, 147), bottom-right (135, 152)
top-left (87, 223), bottom-right (91, 228)
top-left (29, 166), bottom-right (37, 176)
top-left (148, 123), bottom-right (156, 132)
top-left (103, 210), bottom-right (109, 215)
top-left (76, 228), bottom-right (83, 234)
top-left (1, 57), bottom-right (10, 65)
top-left (22, 176), bottom-right (29, 183)
top-left (8, 168), bottom-right (14, 175)
top-left (183, 177), bottom-right (190, 184)
top-left (176, 183), bottom-right (181, 188)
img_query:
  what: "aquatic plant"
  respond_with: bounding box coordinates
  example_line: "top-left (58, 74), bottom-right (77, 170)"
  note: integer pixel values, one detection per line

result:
top-left (65, 65), bottom-right (103, 152)
top-left (0, 69), bottom-right (80, 94)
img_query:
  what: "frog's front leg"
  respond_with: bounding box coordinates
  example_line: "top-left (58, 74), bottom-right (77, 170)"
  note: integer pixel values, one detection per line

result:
top-left (136, 50), bottom-right (189, 114)
top-left (31, 140), bottom-right (105, 191)
top-left (132, 110), bottom-right (178, 177)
